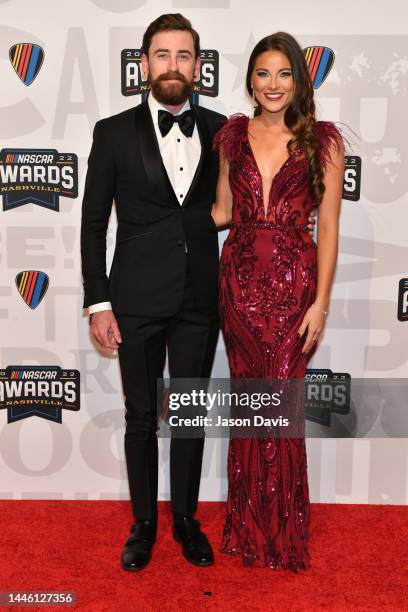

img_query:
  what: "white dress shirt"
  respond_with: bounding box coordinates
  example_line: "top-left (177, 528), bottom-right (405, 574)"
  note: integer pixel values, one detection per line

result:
top-left (88, 93), bottom-right (201, 315)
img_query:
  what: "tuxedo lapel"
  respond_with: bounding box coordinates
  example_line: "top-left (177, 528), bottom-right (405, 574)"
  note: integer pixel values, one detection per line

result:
top-left (181, 105), bottom-right (211, 208)
top-left (135, 102), bottom-right (179, 207)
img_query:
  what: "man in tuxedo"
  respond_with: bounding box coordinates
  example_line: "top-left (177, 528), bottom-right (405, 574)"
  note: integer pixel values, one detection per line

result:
top-left (81, 14), bottom-right (226, 571)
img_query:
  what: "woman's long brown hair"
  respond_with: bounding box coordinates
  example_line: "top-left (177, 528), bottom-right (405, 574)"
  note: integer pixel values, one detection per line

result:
top-left (246, 32), bottom-right (325, 205)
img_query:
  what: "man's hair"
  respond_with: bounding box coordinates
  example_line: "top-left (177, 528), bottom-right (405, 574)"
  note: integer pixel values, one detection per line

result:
top-left (141, 13), bottom-right (200, 58)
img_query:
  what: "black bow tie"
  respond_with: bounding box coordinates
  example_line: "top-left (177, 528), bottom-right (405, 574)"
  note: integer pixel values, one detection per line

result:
top-left (158, 109), bottom-right (195, 138)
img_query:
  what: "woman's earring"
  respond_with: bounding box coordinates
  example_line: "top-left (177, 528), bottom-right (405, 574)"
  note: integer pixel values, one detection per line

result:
top-left (251, 84), bottom-right (257, 105)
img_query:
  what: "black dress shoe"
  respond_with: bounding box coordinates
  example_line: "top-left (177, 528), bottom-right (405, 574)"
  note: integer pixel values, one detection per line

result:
top-left (173, 517), bottom-right (214, 567)
top-left (121, 520), bottom-right (156, 571)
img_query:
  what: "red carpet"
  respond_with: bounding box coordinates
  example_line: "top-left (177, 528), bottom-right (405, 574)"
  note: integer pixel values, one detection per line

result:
top-left (1, 501), bottom-right (407, 611)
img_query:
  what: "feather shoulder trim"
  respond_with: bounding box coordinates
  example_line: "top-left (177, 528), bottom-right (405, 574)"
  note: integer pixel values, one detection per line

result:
top-left (315, 120), bottom-right (345, 169)
top-left (212, 113), bottom-right (249, 162)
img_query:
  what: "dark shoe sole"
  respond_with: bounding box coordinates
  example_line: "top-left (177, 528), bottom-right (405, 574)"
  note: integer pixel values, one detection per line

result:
top-left (173, 533), bottom-right (214, 567)
top-left (120, 556), bottom-right (151, 572)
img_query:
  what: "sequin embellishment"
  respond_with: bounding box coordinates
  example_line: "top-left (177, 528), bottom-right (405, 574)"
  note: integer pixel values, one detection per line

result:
top-left (213, 115), bottom-right (343, 571)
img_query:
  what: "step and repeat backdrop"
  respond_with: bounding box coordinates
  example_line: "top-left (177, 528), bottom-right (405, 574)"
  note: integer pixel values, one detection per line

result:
top-left (1, 0), bottom-right (407, 505)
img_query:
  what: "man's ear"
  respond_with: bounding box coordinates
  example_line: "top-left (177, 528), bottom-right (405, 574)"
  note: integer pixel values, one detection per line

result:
top-left (194, 56), bottom-right (201, 82)
top-left (141, 53), bottom-right (149, 81)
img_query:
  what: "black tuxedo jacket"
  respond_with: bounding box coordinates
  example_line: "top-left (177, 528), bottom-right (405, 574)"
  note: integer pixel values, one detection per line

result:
top-left (81, 101), bottom-right (227, 317)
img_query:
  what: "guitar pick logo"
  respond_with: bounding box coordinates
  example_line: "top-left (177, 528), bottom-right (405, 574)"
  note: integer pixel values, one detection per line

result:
top-left (15, 271), bottom-right (49, 309)
top-left (303, 46), bottom-right (334, 89)
top-left (9, 43), bottom-right (44, 86)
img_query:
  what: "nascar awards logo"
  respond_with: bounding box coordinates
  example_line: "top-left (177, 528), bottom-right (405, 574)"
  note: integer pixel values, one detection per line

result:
top-left (191, 50), bottom-right (219, 101)
top-left (305, 369), bottom-right (351, 426)
top-left (343, 155), bottom-right (362, 201)
top-left (15, 271), bottom-right (49, 310)
top-left (9, 43), bottom-right (44, 86)
top-left (121, 48), bottom-right (219, 103)
top-left (121, 49), bottom-right (149, 98)
top-left (398, 278), bottom-right (408, 322)
top-left (0, 366), bottom-right (80, 424)
top-left (0, 148), bottom-right (78, 211)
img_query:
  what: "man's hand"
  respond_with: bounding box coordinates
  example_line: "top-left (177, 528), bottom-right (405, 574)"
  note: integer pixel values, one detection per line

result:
top-left (307, 209), bottom-right (317, 237)
top-left (90, 310), bottom-right (122, 349)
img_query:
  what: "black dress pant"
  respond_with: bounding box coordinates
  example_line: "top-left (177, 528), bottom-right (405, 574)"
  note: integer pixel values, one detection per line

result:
top-left (116, 266), bottom-right (219, 524)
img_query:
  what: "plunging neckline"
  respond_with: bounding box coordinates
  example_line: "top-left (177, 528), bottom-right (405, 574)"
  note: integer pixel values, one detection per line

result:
top-left (246, 117), bottom-right (292, 219)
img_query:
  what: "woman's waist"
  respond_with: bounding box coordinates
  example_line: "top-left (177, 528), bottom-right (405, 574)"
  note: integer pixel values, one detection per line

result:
top-left (230, 220), bottom-right (310, 232)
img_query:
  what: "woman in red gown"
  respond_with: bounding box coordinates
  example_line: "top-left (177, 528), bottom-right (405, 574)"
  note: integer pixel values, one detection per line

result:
top-left (212, 32), bottom-right (344, 571)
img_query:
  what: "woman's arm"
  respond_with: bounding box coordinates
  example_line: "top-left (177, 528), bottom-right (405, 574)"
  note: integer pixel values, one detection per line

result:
top-left (211, 152), bottom-right (233, 228)
top-left (298, 139), bottom-right (345, 353)
top-left (314, 140), bottom-right (345, 310)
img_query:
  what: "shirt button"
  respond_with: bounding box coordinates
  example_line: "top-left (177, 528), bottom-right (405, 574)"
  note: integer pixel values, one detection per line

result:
top-left (177, 240), bottom-right (183, 246)
top-left (180, 167), bottom-right (183, 171)
top-left (177, 138), bottom-right (181, 143)
top-left (180, 194), bottom-right (183, 198)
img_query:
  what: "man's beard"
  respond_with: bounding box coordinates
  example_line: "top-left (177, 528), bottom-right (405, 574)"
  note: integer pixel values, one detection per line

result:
top-left (150, 71), bottom-right (194, 105)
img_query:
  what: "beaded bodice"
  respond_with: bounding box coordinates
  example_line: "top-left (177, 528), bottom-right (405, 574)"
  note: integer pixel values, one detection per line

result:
top-left (213, 114), bottom-right (342, 227)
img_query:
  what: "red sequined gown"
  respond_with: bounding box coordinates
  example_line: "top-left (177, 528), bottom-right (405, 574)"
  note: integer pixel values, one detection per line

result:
top-left (213, 115), bottom-right (342, 571)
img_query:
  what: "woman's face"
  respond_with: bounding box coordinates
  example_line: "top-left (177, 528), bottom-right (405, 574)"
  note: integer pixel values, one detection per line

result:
top-left (251, 50), bottom-right (294, 115)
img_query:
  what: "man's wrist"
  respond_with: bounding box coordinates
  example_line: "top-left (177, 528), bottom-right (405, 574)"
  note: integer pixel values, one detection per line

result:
top-left (88, 301), bottom-right (112, 315)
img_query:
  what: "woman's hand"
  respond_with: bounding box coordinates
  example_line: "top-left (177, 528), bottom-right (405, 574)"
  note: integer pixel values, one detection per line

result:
top-left (307, 209), bottom-right (316, 237)
top-left (211, 206), bottom-right (231, 228)
top-left (297, 304), bottom-right (327, 354)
